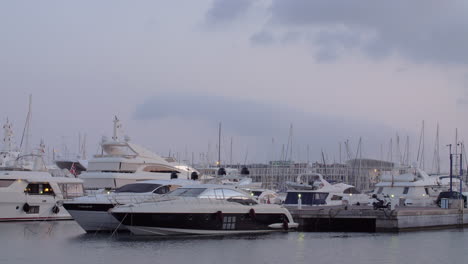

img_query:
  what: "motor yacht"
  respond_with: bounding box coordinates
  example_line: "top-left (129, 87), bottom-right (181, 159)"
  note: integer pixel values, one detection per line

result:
top-left (284, 173), bottom-right (369, 206)
top-left (111, 184), bottom-right (298, 236)
top-left (0, 120), bottom-right (84, 221)
top-left (372, 166), bottom-right (467, 206)
top-left (0, 154), bottom-right (84, 221)
top-left (79, 117), bottom-right (194, 190)
top-left (63, 179), bottom-right (198, 232)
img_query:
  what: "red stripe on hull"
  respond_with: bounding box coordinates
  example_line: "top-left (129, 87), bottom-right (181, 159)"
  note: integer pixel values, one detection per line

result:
top-left (0, 217), bottom-right (72, 222)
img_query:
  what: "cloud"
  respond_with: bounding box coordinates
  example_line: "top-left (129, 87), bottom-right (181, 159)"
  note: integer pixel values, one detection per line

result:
top-left (262, 0), bottom-right (468, 64)
top-left (250, 31), bottom-right (275, 45)
top-left (133, 93), bottom-right (399, 161)
top-left (204, 0), bottom-right (253, 26)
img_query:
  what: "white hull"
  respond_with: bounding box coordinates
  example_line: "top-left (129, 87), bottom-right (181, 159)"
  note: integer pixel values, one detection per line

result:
top-left (0, 202), bottom-right (71, 222)
top-left (126, 225), bottom-right (281, 236)
top-left (67, 210), bottom-right (125, 232)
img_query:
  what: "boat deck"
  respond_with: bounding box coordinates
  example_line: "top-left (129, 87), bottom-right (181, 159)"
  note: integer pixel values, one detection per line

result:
top-left (286, 202), bottom-right (468, 232)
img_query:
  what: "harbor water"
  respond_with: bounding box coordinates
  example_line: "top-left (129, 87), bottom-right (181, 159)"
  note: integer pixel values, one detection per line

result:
top-left (1, 221), bottom-right (468, 264)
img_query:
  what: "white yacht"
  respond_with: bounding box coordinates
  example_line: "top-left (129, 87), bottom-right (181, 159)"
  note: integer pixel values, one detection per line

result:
top-left (284, 173), bottom-right (369, 206)
top-left (63, 179), bottom-right (198, 232)
top-left (111, 184), bottom-right (298, 236)
top-left (0, 153), bottom-right (84, 221)
top-left (372, 166), bottom-right (466, 206)
top-left (0, 119), bottom-right (84, 221)
top-left (79, 117), bottom-right (192, 190)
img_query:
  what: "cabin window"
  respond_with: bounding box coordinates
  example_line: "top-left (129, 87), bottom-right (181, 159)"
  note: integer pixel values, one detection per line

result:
top-left (222, 216), bottom-right (236, 230)
top-left (24, 183), bottom-right (55, 196)
top-left (153, 186), bottom-right (170, 194)
top-left (251, 191), bottom-right (263, 197)
top-left (284, 192), bottom-right (328, 205)
top-left (169, 188), bottom-right (206, 197)
top-left (331, 195), bottom-right (342, 200)
top-left (425, 188), bottom-right (429, 195)
top-left (26, 206), bottom-right (40, 214)
top-left (220, 189), bottom-right (246, 199)
top-left (115, 183), bottom-right (162, 193)
top-left (197, 189), bottom-right (216, 198)
top-left (377, 187), bottom-right (383, 194)
top-left (403, 187), bottom-right (409, 194)
top-left (0, 179), bottom-right (15, 188)
top-left (58, 183), bottom-right (84, 199)
top-left (343, 187), bottom-right (361, 194)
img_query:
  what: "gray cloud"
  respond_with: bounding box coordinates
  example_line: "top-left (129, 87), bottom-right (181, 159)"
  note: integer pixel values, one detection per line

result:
top-left (133, 93), bottom-right (400, 161)
top-left (250, 31), bottom-right (275, 45)
top-left (264, 0), bottom-right (468, 64)
top-left (205, 0), bottom-right (253, 25)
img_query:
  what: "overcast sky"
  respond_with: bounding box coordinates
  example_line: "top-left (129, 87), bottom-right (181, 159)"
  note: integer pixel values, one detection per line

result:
top-left (1, 0), bottom-right (468, 171)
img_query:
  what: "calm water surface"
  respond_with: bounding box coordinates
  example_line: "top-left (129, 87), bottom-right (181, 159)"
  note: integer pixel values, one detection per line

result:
top-left (1, 221), bottom-right (467, 264)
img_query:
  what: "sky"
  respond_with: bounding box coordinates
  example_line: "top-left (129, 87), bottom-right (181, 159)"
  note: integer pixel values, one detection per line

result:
top-left (1, 0), bottom-right (468, 172)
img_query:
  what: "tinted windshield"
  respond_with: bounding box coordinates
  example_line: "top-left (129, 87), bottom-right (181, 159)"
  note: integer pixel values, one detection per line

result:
top-left (115, 183), bottom-right (162, 193)
top-left (168, 188), bottom-right (207, 197)
top-left (251, 191), bottom-right (263, 196)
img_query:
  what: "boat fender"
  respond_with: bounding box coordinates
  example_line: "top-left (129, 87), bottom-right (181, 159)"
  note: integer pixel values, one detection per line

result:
top-left (283, 219), bottom-right (289, 230)
top-left (249, 208), bottom-right (256, 219)
top-left (216, 211), bottom-right (223, 221)
top-left (23, 203), bottom-right (30, 212)
top-left (52, 205), bottom-right (60, 214)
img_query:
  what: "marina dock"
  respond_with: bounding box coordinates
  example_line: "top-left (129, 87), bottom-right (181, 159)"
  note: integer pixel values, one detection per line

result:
top-left (287, 203), bottom-right (468, 232)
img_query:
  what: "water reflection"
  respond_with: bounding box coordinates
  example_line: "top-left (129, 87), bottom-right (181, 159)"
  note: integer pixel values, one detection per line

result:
top-left (1, 221), bottom-right (468, 264)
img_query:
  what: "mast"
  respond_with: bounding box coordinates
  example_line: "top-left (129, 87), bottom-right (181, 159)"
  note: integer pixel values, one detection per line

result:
top-left (432, 123), bottom-right (440, 174)
top-left (217, 122), bottom-right (221, 167)
top-left (20, 94), bottom-right (32, 154)
top-left (416, 120), bottom-right (425, 170)
top-left (82, 134), bottom-right (87, 160)
top-left (230, 136), bottom-right (233, 166)
top-left (396, 133), bottom-right (401, 165)
top-left (338, 142), bottom-right (341, 164)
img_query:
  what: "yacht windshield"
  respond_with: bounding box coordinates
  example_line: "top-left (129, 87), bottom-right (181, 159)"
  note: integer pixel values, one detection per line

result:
top-left (115, 183), bottom-right (162, 193)
top-left (251, 191), bottom-right (263, 196)
top-left (168, 188), bottom-right (206, 197)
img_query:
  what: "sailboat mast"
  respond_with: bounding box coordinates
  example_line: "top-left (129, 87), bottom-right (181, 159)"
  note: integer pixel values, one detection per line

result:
top-left (20, 94), bottom-right (32, 154)
top-left (218, 122), bottom-right (221, 167)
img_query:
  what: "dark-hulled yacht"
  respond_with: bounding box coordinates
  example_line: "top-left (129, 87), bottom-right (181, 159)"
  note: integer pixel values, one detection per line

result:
top-left (110, 184), bottom-right (298, 236)
top-left (63, 179), bottom-right (197, 232)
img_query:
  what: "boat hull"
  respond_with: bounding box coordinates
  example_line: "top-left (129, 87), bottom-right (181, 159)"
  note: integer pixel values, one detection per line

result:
top-left (63, 203), bottom-right (124, 232)
top-left (0, 203), bottom-right (71, 222)
top-left (112, 212), bottom-right (291, 236)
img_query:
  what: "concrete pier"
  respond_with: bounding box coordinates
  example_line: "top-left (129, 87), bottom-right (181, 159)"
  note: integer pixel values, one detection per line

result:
top-left (287, 202), bottom-right (468, 232)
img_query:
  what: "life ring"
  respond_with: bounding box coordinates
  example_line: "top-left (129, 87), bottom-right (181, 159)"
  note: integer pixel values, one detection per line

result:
top-left (23, 203), bottom-right (30, 212)
top-left (52, 205), bottom-right (60, 214)
top-left (249, 208), bottom-right (256, 219)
